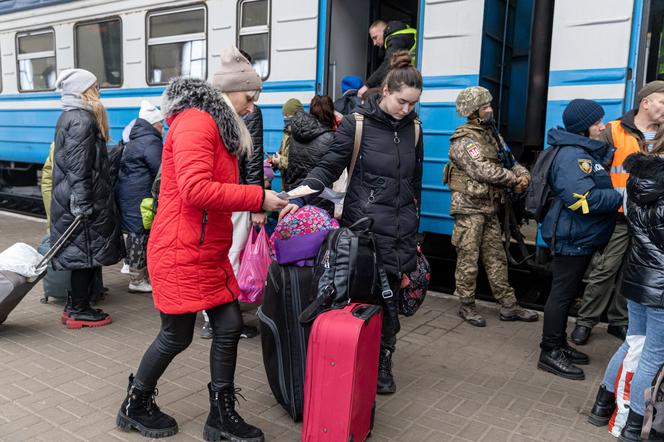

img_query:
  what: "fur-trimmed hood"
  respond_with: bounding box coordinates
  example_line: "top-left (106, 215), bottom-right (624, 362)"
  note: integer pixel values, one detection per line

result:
top-left (625, 152), bottom-right (664, 205)
top-left (161, 78), bottom-right (252, 157)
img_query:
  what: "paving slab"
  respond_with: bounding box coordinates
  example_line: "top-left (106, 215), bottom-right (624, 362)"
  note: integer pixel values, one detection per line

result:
top-left (0, 212), bottom-right (618, 441)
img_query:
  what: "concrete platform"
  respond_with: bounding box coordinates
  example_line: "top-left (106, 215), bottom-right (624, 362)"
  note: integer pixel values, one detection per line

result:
top-left (0, 212), bottom-right (619, 441)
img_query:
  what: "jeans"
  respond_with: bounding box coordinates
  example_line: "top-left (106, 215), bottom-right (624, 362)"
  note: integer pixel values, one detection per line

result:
top-left (601, 300), bottom-right (664, 415)
top-left (134, 301), bottom-right (243, 391)
top-left (540, 254), bottom-right (593, 351)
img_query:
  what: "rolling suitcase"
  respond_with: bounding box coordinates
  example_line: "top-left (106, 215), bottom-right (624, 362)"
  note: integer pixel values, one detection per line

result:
top-left (302, 303), bottom-right (382, 442)
top-left (257, 262), bottom-right (314, 421)
top-left (0, 216), bottom-right (82, 325)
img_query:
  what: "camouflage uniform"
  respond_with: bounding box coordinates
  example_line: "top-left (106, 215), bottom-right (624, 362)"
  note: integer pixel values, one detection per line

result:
top-left (445, 86), bottom-right (535, 324)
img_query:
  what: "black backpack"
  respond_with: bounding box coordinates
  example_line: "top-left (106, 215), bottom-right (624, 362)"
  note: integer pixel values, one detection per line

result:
top-left (525, 146), bottom-right (561, 222)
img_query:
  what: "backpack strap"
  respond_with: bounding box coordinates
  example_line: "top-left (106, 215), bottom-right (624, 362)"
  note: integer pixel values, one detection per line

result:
top-left (414, 118), bottom-right (421, 146)
top-left (642, 365), bottom-right (664, 439)
top-left (346, 113), bottom-right (364, 193)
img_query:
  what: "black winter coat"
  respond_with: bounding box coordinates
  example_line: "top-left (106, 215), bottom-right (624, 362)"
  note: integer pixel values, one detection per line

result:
top-left (621, 153), bottom-right (664, 308)
top-left (240, 106), bottom-right (264, 186)
top-left (286, 112), bottom-right (335, 214)
top-left (301, 95), bottom-right (423, 275)
top-left (115, 118), bottom-right (163, 233)
top-left (50, 109), bottom-right (124, 270)
top-left (366, 20), bottom-right (416, 88)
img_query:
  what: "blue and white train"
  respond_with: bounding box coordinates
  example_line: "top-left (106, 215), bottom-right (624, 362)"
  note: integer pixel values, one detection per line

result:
top-left (0, 0), bottom-right (662, 241)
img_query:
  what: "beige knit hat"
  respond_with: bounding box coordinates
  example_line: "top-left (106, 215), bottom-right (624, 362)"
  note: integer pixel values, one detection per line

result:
top-left (213, 47), bottom-right (262, 93)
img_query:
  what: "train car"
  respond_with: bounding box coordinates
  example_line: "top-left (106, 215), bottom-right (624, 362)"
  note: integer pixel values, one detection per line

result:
top-left (0, 0), bottom-right (663, 297)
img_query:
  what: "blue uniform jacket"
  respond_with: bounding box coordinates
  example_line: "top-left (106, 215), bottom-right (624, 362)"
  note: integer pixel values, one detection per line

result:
top-left (540, 128), bottom-right (622, 256)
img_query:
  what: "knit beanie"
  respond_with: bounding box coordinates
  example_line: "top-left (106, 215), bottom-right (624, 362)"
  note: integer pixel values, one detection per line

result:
top-left (341, 75), bottom-right (363, 94)
top-left (55, 68), bottom-right (97, 94)
top-left (282, 99), bottom-right (304, 117)
top-left (213, 46), bottom-right (262, 93)
top-left (636, 80), bottom-right (664, 104)
top-left (138, 100), bottom-right (163, 125)
top-left (563, 99), bottom-right (605, 134)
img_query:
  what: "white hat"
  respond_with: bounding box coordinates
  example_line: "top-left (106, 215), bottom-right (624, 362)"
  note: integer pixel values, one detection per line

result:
top-left (139, 100), bottom-right (163, 125)
top-left (55, 68), bottom-right (97, 94)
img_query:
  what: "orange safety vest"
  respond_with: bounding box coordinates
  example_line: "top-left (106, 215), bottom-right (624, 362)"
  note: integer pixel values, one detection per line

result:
top-left (609, 121), bottom-right (641, 212)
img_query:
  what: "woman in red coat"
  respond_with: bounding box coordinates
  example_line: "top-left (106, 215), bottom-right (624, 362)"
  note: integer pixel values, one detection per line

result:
top-left (116, 48), bottom-right (286, 442)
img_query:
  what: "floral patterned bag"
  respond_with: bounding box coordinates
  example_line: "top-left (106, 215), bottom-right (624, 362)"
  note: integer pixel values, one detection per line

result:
top-left (398, 245), bottom-right (430, 316)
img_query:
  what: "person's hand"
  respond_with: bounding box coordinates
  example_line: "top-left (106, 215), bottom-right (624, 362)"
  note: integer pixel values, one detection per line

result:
top-left (358, 85), bottom-right (368, 98)
top-left (514, 175), bottom-right (529, 194)
top-left (279, 203), bottom-right (300, 221)
top-left (270, 153), bottom-right (281, 167)
top-left (262, 190), bottom-right (288, 212)
top-left (251, 212), bottom-right (267, 226)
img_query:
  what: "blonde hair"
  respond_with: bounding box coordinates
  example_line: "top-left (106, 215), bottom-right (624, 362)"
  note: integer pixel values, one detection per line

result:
top-left (650, 124), bottom-right (664, 155)
top-left (81, 87), bottom-right (110, 142)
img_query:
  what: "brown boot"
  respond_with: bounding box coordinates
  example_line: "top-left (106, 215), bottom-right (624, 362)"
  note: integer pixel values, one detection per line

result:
top-left (458, 303), bottom-right (486, 327)
top-left (499, 302), bottom-right (539, 322)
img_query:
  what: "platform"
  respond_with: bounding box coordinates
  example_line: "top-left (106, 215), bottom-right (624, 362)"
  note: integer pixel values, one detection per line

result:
top-left (0, 212), bottom-right (619, 442)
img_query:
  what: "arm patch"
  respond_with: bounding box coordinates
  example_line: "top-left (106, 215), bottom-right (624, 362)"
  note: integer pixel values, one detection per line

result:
top-left (464, 141), bottom-right (481, 160)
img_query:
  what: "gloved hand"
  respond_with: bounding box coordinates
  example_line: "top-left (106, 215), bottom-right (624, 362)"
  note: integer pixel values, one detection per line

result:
top-left (514, 175), bottom-right (529, 194)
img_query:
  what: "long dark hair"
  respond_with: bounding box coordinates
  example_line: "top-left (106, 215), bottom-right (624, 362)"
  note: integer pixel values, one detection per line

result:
top-left (383, 50), bottom-right (423, 92)
top-left (310, 95), bottom-right (337, 130)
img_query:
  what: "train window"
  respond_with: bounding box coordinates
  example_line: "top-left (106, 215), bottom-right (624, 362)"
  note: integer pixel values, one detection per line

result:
top-left (237, 0), bottom-right (270, 79)
top-left (75, 18), bottom-right (123, 88)
top-left (146, 5), bottom-right (207, 85)
top-left (16, 29), bottom-right (56, 92)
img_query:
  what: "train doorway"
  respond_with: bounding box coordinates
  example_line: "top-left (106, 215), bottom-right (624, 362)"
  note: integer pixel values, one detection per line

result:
top-left (641, 0), bottom-right (664, 84)
top-left (323, 0), bottom-right (420, 100)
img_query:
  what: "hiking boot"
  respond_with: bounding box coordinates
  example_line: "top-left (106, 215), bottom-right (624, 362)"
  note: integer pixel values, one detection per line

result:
top-left (537, 349), bottom-right (585, 380)
top-left (588, 384), bottom-right (616, 427)
top-left (499, 302), bottom-right (539, 322)
top-left (129, 280), bottom-right (153, 293)
top-left (240, 325), bottom-right (259, 339)
top-left (570, 324), bottom-right (591, 345)
top-left (608, 325), bottom-right (628, 341)
top-left (116, 374), bottom-right (178, 438)
top-left (377, 347), bottom-right (396, 395)
top-left (458, 303), bottom-right (486, 327)
top-left (561, 342), bottom-right (589, 365)
top-left (201, 320), bottom-right (213, 339)
top-left (204, 383), bottom-right (264, 442)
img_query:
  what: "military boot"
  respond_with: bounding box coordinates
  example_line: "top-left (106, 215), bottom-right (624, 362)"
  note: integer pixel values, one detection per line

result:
top-left (377, 347), bottom-right (396, 395)
top-left (588, 384), bottom-right (616, 427)
top-left (499, 302), bottom-right (539, 322)
top-left (116, 374), bottom-right (179, 438)
top-left (203, 383), bottom-right (264, 442)
top-left (458, 303), bottom-right (486, 327)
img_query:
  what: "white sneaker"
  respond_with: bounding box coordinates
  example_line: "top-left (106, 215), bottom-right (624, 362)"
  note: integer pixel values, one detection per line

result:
top-left (121, 263), bottom-right (130, 274)
top-left (128, 280), bottom-right (152, 293)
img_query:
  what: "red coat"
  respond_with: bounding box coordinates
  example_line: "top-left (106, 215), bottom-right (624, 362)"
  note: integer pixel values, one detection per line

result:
top-left (147, 108), bottom-right (264, 314)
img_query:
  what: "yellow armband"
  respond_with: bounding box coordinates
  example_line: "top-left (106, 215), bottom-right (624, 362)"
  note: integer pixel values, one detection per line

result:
top-left (568, 192), bottom-right (590, 214)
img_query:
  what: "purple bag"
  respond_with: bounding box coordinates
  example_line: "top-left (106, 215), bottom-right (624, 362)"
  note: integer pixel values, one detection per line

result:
top-left (273, 230), bottom-right (329, 266)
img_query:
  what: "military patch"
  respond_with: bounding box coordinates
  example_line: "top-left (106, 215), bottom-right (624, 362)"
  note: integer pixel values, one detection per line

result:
top-left (578, 159), bottom-right (592, 174)
top-left (465, 142), bottom-right (481, 160)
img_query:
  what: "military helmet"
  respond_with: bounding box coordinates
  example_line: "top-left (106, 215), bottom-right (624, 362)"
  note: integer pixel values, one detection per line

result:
top-left (456, 86), bottom-right (493, 117)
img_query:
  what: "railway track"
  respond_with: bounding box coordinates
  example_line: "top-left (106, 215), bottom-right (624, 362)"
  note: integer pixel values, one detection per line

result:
top-left (0, 186), bottom-right (46, 218)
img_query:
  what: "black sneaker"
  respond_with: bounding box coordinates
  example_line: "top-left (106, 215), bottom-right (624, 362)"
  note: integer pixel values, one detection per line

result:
top-left (537, 349), bottom-right (585, 380)
top-left (240, 325), bottom-right (259, 339)
top-left (200, 321), bottom-right (213, 339)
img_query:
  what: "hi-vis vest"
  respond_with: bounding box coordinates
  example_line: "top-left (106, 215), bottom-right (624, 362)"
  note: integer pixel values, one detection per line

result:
top-left (609, 121), bottom-right (641, 213)
top-left (385, 26), bottom-right (417, 65)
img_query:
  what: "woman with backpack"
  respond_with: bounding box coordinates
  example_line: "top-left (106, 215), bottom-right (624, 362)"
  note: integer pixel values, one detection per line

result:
top-left (285, 95), bottom-right (337, 215)
top-left (280, 50), bottom-right (424, 395)
top-left (588, 149), bottom-right (664, 442)
top-left (538, 99), bottom-right (622, 381)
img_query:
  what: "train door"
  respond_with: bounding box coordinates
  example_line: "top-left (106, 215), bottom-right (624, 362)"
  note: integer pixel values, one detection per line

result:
top-left (545, 0), bottom-right (637, 132)
top-left (635, 0), bottom-right (664, 91)
top-left (319, 0), bottom-right (420, 100)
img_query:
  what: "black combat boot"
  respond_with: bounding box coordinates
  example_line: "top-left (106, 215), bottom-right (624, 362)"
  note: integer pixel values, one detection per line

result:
top-left (608, 325), bottom-right (628, 341)
top-left (116, 374), bottom-right (178, 438)
top-left (204, 383), bottom-right (264, 442)
top-left (538, 348), bottom-right (585, 380)
top-left (620, 408), bottom-right (645, 442)
top-left (66, 290), bottom-right (112, 329)
top-left (587, 384), bottom-right (615, 427)
top-left (377, 347), bottom-right (396, 395)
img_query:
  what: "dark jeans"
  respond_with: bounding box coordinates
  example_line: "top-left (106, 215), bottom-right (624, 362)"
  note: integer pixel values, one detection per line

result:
top-left (134, 301), bottom-right (243, 391)
top-left (381, 274), bottom-right (401, 352)
top-left (540, 254), bottom-right (593, 351)
top-left (71, 267), bottom-right (99, 304)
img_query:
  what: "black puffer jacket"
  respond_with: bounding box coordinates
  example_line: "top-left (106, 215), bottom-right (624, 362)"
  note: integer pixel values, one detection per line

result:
top-left (286, 112), bottom-right (335, 214)
top-left (115, 118), bottom-right (163, 233)
top-left (239, 105), bottom-right (264, 186)
top-left (301, 95), bottom-right (423, 275)
top-left (50, 109), bottom-right (124, 270)
top-left (621, 153), bottom-right (664, 308)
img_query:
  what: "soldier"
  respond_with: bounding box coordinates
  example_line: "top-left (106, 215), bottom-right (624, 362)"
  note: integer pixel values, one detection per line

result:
top-left (445, 86), bottom-right (538, 327)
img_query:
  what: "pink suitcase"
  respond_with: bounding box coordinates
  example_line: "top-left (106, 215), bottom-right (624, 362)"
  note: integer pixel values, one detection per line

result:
top-left (302, 303), bottom-right (382, 442)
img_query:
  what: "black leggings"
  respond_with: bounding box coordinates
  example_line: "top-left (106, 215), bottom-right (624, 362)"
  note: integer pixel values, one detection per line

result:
top-left (540, 254), bottom-right (593, 351)
top-left (381, 273), bottom-right (401, 352)
top-left (134, 301), bottom-right (243, 391)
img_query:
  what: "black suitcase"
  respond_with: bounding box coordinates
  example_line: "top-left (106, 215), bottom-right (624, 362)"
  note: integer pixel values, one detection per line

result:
top-left (257, 262), bottom-right (314, 421)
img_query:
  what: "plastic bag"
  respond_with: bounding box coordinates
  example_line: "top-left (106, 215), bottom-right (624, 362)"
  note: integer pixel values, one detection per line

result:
top-left (237, 227), bottom-right (272, 304)
top-left (0, 243), bottom-right (44, 278)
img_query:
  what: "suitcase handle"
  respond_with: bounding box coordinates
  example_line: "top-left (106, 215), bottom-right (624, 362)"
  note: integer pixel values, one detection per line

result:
top-left (34, 215), bottom-right (83, 274)
top-left (351, 304), bottom-right (382, 322)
